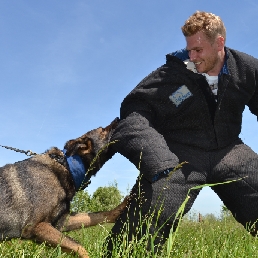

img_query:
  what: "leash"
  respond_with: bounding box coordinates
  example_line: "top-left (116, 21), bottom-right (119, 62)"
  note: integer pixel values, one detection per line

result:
top-left (0, 144), bottom-right (91, 190)
top-left (0, 144), bottom-right (37, 156)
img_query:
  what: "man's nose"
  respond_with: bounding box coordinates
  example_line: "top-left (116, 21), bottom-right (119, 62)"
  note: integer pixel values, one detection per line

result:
top-left (189, 50), bottom-right (197, 61)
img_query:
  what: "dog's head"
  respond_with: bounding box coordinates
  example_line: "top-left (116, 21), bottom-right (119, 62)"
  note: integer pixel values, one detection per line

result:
top-left (63, 117), bottom-right (119, 180)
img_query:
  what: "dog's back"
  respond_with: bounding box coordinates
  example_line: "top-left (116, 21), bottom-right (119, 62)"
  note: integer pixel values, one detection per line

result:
top-left (0, 153), bottom-right (73, 240)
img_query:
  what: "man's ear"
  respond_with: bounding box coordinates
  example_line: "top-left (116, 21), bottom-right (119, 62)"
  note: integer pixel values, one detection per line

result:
top-left (217, 35), bottom-right (225, 51)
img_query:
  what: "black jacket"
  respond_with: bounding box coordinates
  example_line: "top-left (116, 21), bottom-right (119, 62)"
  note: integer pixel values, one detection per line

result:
top-left (111, 47), bottom-right (258, 182)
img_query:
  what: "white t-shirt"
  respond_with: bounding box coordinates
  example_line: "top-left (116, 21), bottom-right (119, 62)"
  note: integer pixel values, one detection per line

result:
top-left (202, 73), bottom-right (218, 96)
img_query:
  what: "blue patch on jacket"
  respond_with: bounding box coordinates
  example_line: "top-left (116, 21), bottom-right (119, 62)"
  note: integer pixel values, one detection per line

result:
top-left (169, 85), bottom-right (193, 107)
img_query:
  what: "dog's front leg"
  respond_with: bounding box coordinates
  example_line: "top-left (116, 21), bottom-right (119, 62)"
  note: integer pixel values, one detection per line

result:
top-left (63, 196), bottom-right (129, 231)
top-left (32, 222), bottom-right (89, 258)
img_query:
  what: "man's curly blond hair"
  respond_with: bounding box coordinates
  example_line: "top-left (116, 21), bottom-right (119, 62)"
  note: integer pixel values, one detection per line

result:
top-left (181, 11), bottom-right (226, 43)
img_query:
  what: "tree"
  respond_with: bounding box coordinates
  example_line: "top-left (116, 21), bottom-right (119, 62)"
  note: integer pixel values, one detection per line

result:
top-left (70, 181), bottom-right (124, 213)
top-left (220, 204), bottom-right (232, 220)
top-left (89, 181), bottom-right (124, 212)
top-left (70, 189), bottom-right (91, 213)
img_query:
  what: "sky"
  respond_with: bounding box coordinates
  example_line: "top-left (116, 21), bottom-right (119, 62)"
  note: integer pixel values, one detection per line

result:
top-left (0, 0), bottom-right (258, 216)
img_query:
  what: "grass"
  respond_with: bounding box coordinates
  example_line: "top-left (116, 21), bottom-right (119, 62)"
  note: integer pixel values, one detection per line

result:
top-left (1, 212), bottom-right (258, 257)
top-left (168, 213), bottom-right (258, 257)
top-left (0, 168), bottom-right (256, 257)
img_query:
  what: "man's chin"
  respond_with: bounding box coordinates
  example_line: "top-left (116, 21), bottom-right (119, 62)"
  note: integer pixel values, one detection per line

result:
top-left (196, 66), bottom-right (206, 74)
top-left (194, 64), bottom-right (202, 73)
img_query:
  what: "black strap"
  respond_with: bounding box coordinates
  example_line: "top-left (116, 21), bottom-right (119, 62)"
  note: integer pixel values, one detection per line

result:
top-left (152, 168), bottom-right (173, 183)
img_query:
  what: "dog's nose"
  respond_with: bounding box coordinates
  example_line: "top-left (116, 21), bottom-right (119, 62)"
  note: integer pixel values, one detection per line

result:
top-left (110, 117), bottom-right (120, 128)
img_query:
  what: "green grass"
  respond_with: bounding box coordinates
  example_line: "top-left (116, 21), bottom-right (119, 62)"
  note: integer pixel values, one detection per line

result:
top-left (1, 177), bottom-right (256, 257)
top-left (167, 214), bottom-right (258, 257)
top-left (1, 213), bottom-right (258, 257)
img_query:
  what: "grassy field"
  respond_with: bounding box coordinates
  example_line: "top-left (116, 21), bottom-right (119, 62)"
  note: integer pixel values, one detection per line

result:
top-left (1, 180), bottom-right (257, 257)
top-left (1, 211), bottom-right (258, 258)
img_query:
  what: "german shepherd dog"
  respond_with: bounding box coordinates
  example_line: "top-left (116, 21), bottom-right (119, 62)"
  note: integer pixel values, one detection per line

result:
top-left (0, 118), bottom-right (127, 258)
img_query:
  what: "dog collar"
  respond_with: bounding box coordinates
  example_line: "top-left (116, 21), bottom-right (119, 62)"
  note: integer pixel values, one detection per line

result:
top-left (62, 149), bottom-right (91, 191)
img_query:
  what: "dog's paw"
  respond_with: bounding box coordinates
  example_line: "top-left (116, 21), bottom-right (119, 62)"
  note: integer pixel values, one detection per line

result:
top-left (108, 195), bottom-right (130, 222)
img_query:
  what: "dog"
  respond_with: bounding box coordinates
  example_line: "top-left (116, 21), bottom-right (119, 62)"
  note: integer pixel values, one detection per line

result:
top-left (0, 117), bottom-right (127, 258)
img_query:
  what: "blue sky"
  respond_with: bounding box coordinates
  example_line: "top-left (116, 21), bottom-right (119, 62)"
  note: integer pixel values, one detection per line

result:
top-left (0, 0), bottom-right (258, 215)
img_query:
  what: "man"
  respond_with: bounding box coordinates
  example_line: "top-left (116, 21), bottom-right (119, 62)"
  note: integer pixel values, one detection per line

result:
top-left (105, 11), bottom-right (258, 255)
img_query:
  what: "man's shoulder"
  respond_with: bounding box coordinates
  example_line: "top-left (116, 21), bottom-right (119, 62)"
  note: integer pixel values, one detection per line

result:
top-left (225, 47), bottom-right (258, 81)
top-left (226, 47), bottom-right (258, 64)
top-left (134, 56), bottom-right (201, 92)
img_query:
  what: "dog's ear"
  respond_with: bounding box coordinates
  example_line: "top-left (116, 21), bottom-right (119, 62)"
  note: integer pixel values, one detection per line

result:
top-left (64, 138), bottom-right (93, 156)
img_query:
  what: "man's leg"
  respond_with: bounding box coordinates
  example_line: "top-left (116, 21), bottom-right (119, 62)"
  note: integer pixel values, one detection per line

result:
top-left (211, 141), bottom-right (258, 234)
top-left (104, 159), bottom-right (207, 256)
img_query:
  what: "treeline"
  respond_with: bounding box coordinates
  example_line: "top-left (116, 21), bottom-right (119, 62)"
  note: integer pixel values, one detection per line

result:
top-left (71, 181), bottom-right (124, 213)
top-left (71, 181), bottom-right (232, 222)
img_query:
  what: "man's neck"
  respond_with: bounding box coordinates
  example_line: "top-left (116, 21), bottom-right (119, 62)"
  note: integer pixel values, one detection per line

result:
top-left (207, 49), bottom-right (226, 76)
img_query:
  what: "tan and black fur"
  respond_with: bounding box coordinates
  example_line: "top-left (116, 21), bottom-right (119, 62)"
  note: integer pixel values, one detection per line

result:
top-left (0, 118), bottom-right (127, 258)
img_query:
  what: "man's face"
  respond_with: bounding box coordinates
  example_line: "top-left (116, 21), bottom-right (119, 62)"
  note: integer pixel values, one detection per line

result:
top-left (186, 31), bottom-right (223, 75)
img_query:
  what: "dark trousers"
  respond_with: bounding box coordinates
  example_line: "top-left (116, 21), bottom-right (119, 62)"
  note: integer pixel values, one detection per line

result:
top-left (105, 139), bottom-right (258, 255)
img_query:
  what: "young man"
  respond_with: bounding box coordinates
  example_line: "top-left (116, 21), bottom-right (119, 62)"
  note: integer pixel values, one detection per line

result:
top-left (105, 11), bottom-right (258, 254)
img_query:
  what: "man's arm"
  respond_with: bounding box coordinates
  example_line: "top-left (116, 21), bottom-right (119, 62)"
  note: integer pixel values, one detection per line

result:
top-left (111, 99), bottom-right (179, 183)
